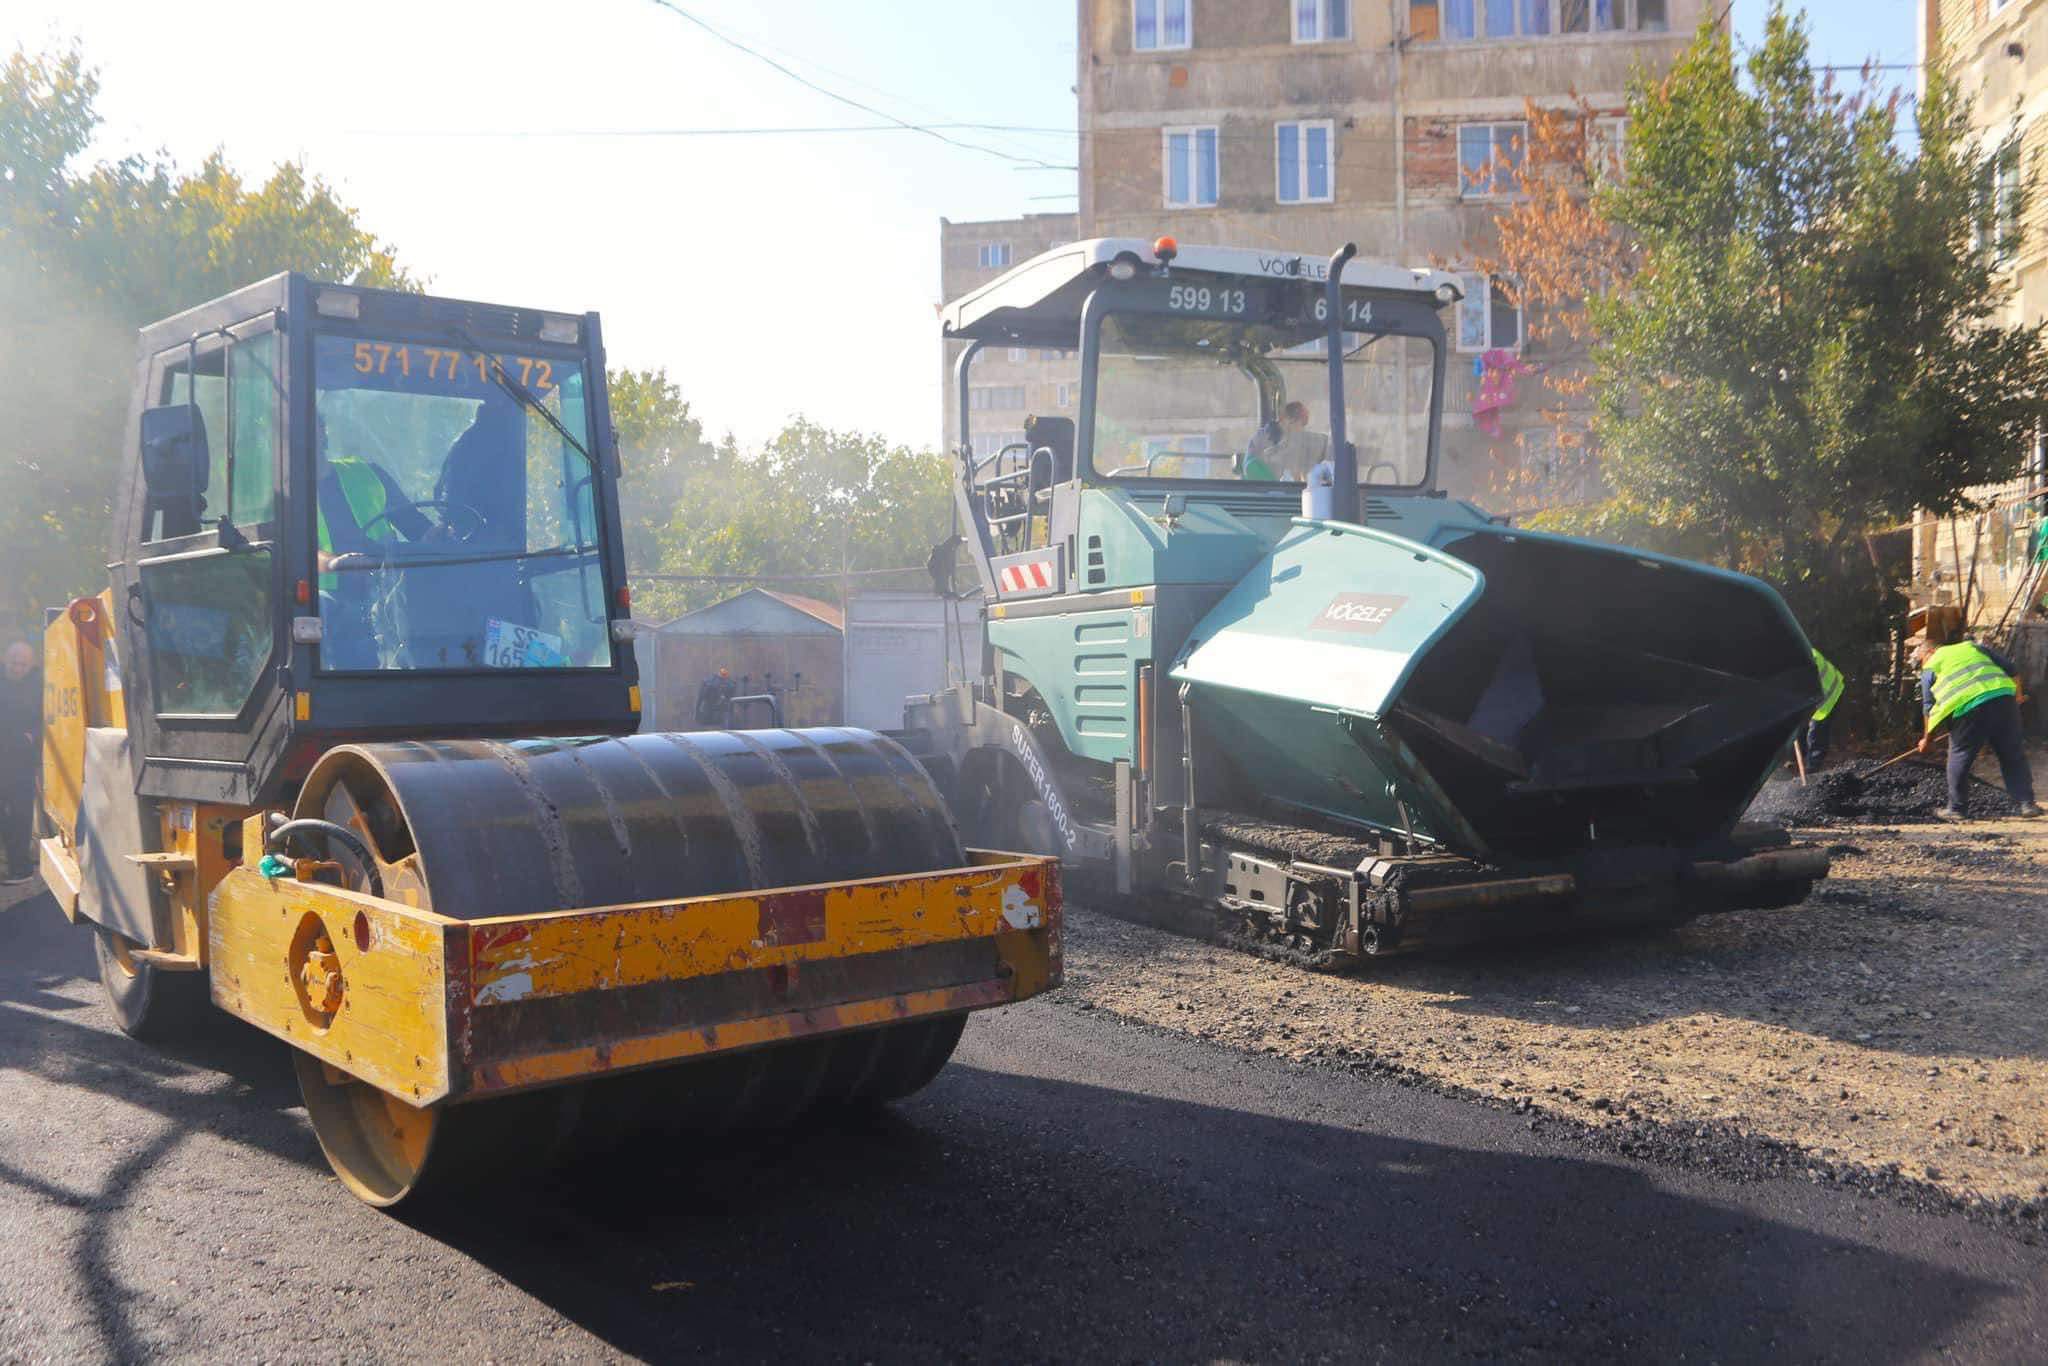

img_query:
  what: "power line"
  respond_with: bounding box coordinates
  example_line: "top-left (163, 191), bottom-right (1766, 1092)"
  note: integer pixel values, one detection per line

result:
top-left (643, 0), bottom-right (1071, 172)
top-left (664, 6), bottom-right (1069, 166)
top-left (347, 122), bottom-right (1078, 140)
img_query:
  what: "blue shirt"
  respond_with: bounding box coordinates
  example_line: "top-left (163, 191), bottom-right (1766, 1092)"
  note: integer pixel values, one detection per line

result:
top-left (1919, 642), bottom-right (2019, 716)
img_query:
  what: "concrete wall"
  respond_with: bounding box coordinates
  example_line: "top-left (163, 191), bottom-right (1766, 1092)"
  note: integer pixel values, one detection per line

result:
top-left (843, 591), bottom-right (986, 730)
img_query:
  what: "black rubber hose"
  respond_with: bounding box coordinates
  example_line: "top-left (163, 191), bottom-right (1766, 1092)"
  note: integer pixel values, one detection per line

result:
top-left (265, 819), bottom-right (385, 899)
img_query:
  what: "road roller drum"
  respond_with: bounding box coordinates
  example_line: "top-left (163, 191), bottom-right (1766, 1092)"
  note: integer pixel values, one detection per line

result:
top-left (276, 728), bottom-right (1009, 1205)
top-left (296, 729), bottom-right (965, 919)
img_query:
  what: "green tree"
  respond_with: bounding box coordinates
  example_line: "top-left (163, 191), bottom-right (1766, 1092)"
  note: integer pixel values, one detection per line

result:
top-left (1583, 8), bottom-right (2048, 663)
top-left (608, 366), bottom-right (715, 581)
top-left (0, 45), bottom-right (411, 632)
top-left (639, 419), bottom-right (951, 621)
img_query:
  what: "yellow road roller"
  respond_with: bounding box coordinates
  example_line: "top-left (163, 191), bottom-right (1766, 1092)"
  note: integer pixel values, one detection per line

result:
top-left (35, 274), bottom-right (1060, 1206)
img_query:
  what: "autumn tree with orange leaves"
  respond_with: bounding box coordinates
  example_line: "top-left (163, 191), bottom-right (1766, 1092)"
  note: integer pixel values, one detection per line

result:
top-left (1468, 101), bottom-right (1634, 513)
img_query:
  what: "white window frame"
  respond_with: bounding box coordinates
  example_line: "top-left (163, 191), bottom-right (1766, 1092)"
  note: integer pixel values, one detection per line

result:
top-left (1458, 121), bottom-right (1526, 199)
top-left (972, 430), bottom-right (1029, 460)
top-left (1275, 119), bottom-right (1336, 204)
top-left (1980, 137), bottom-right (2022, 260)
top-left (1057, 383), bottom-right (1074, 408)
top-left (970, 384), bottom-right (1028, 412)
top-left (1133, 0), bottom-right (1192, 51)
top-left (978, 241), bottom-right (1013, 270)
top-left (1163, 125), bottom-right (1221, 208)
top-left (1429, 0), bottom-right (1656, 42)
top-left (1455, 273), bottom-right (1523, 353)
top-left (1007, 346), bottom-right (1029, 362)
top-left (1590, 115), bottom-right (1627, 183)
top-left (1558, 0), bottom-right (1625, 33)
top-left (1293, 0), bottom-right (1351, 43)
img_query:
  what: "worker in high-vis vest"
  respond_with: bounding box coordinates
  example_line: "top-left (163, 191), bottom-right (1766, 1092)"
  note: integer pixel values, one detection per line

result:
top-left (1804, 647), bottom-right (1844, 770)
top-left (314, 454), bottom-right (429, 589)
top-left (1915, 635), bottom-right (2040, 820)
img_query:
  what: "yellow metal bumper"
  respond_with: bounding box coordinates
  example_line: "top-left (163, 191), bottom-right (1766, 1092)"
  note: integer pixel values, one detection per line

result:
top-left (208, 851), bottom-right (1061, 1106)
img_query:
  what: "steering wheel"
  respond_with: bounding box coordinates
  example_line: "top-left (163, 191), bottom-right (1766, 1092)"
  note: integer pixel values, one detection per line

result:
top-left (360, 497), bottom-right (488, 546)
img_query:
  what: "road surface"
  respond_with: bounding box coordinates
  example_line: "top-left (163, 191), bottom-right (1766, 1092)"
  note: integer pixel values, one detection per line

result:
top-left (2, 881), bottom-right (2043, 1362)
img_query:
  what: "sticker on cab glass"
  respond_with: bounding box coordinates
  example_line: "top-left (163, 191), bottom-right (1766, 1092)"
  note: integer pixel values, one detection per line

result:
top-left (483, 619), bottom-right (567, 668)
top-left (1311, 592), bottom-right (1406, 635)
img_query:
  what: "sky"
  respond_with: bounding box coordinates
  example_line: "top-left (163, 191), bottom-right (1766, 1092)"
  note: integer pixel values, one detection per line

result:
top-left (5, 1), bottom-right (1915, 452)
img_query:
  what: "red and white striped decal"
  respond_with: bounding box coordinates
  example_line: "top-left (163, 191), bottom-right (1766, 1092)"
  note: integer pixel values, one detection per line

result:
top-left (999, 559), bottom-right (1054, 594)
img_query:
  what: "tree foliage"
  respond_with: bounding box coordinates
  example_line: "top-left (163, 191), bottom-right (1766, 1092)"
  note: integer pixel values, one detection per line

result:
top-left (609, 365), bottom-right (714, 579)
top-left (0, 46), bottom-right (412, 633)
top-left (1488, 8), bottom-right (2048, 669)
top-left (632, 418), bottom-right (952, 622)
top-left (0, 44), bottom-right (952, 642)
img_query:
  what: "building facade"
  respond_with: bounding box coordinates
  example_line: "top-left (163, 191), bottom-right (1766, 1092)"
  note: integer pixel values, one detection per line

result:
top-left (941, 0), bottom-right (1708, 498)
top-left (938, 212), bottom-right (1081, 461)
top-left (1918, 0), bottom-right (2048, 635)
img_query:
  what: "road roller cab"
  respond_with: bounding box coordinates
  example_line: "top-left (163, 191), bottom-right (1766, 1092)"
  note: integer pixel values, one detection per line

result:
top-left (106, 273), bottom-right (640, 810)
top-left (37, 276), bottom-right (1063, 1206)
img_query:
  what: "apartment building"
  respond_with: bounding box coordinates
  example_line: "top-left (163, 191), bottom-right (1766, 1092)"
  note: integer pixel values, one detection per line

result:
top-left (1078, 0), bottom-right (1705, 497)
top-left (938, 212), bottom-right (1081, 460)
top-left (1917, 0), bottom-right (2048, 631)
top-left (940, 2), bottom-right (1708, 493)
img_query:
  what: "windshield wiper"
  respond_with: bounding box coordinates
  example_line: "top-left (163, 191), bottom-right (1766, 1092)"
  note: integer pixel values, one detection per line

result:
top-left (449, 325), bottom-right (598, 469)
top-left (324, 543), bottom-right (597, 574)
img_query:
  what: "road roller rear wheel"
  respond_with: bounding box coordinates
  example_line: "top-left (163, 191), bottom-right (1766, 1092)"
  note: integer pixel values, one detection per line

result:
top-left (293, 1052), bottom-right (447, 1207)
top-left (94, 927), bottom-right (203, 1041)
top-left (861, 1014), bottom-right (968, 1104)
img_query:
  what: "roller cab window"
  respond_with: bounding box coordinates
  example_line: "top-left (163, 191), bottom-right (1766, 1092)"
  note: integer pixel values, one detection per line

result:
top-left (311, 335), bottom-right (612, 673)
top-left (138, 326), bottom-right (280, 718)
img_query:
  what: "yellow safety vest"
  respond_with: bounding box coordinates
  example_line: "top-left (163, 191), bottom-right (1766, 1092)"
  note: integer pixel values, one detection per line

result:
top-left (1925, 641), bottom-right (2017, 733)
top-left (316, 457), bottom-right (395, 590)
top-left (1810, 649), bottom-right (1844, 722)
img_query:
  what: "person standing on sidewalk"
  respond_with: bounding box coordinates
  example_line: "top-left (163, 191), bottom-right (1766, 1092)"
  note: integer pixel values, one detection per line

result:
top-left (1915, 635), bottom-right (2041, 820)
top-left (0, 640), bottom-right (41, 882)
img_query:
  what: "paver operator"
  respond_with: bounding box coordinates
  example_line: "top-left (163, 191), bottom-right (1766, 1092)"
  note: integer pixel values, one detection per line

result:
top-left (1915, 633), bottom-right (2041, 820)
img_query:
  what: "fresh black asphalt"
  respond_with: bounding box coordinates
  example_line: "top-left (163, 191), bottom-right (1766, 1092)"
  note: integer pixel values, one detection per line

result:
top-left (1, 880), bottom-right (2042, 1361)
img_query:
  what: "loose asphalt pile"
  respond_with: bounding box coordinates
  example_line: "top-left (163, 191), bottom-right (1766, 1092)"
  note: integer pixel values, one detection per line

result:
top-left (1748, 756), bottom-right (2022, 826)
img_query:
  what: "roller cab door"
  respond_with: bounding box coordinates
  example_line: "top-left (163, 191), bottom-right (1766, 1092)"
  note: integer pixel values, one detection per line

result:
top-left (118, 312), bottom-right (291, 805)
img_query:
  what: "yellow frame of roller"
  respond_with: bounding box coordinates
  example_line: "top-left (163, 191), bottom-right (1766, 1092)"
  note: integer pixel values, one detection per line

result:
top-left (208, 830), bottom-right (1061, 1108)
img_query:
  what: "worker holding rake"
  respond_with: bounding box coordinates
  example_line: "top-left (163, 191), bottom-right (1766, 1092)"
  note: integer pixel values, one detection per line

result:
top-left (1915, 634), bottom-right (2041, 821)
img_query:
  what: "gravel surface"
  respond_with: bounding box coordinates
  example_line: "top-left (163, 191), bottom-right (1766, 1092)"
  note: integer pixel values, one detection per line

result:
top-left (1063, 807), bottom-right (2048, 1213)
top-left (4, 882), bottom-right (2046, 1362)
